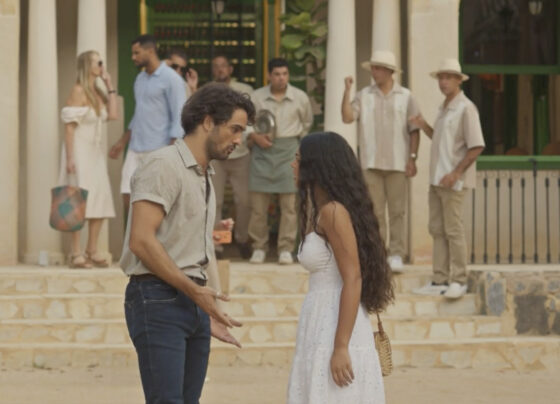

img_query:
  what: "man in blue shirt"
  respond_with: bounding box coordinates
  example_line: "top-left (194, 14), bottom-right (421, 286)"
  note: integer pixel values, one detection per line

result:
top-left (109, 34), bottom-right (186, 215)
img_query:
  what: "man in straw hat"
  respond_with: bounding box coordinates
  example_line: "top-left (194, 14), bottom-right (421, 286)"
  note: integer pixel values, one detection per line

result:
top-left (410, 58), bottom-right (485, 299)
top-left (341, 50), bottom-right (421, 272)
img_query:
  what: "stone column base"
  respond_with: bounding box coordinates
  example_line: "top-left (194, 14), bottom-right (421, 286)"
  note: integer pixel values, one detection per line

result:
top-left (23, 251), bottom-right (65, 266)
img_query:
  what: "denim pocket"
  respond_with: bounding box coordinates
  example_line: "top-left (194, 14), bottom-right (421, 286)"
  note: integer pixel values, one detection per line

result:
top-left (140, 280), bottom-right (178, 303)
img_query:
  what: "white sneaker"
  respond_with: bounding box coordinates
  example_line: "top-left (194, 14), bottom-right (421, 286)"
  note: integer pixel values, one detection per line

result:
top-left (443, 282), bottom-right (467, 299)
top-left (249, 249), bottom-right (266, 264)
top-left (388, 255), bottom-right (404, 273)
top-left (278, 251), bottom-right (294, 265)
top-left (412, 282), bottom-right (449, 296)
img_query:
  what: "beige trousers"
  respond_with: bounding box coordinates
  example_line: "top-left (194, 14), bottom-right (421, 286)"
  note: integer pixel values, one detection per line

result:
top-left (248, 192), bottom-right (297, 253)
top-left (363, 169), bottom-right (407, 257)
top-left (212, 154), bottom-right (251, 245)
top-left (428, 185), bottom-right (468, 285)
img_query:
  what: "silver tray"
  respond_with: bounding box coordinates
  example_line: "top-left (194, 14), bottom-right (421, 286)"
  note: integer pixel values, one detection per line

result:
top-left (254, 109), bottom-right (276, 140)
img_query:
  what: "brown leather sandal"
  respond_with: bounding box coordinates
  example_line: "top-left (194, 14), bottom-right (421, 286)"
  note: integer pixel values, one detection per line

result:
top-left (69, 253), bottom-right (92, 269)
top-left (86, 251), bottom-right (109, 268)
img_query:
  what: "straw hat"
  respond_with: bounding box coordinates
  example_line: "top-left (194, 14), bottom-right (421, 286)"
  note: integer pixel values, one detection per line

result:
top-left (430, 58), bottom-right (469, 81)
top-left (361, 50), bottom-right (401, 73)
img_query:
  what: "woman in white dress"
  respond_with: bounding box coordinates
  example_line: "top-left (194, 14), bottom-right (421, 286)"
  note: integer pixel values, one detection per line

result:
top-left (58, 50), bottom-right (118, 268)
top-left (287, 132), bottom-right (394, 404)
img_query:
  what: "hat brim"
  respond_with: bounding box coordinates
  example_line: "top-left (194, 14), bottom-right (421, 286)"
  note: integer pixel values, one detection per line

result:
top-left (430, 70), bottom-right (469, 81)
top-left (361, 60), bottom-right (402, 74)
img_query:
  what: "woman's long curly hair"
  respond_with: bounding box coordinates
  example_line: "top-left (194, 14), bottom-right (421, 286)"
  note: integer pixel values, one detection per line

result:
top-left (297, 132), bottom-right (394, 313)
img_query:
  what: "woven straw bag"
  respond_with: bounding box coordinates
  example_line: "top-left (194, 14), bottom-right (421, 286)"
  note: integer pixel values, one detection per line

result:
top-left (374, 312), bottom-right (393, 376)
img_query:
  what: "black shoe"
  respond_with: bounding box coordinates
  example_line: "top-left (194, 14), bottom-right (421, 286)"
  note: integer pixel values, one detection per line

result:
top-left (237, 242), bottom-right (252, 259)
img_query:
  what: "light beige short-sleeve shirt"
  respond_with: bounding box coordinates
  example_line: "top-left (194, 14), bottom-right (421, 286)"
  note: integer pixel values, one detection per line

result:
top-left (352, 83), bottom-right (421, 172)
top-left (120, 140), bottom-right (216, 280)
top-left (251, 84), bottom-right (313, 138)
top-left (430, 91), bottom-right (485, 189)
top-left (226, 79), bottom-right (254, 159)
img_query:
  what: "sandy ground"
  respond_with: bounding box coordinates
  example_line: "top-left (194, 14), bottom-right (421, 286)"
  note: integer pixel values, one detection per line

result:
top-left (0, 365), bottom-right (558, 404)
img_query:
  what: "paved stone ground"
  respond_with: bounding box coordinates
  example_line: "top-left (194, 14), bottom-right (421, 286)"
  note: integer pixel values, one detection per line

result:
top-left (1, 365), bottom-right (558, 404)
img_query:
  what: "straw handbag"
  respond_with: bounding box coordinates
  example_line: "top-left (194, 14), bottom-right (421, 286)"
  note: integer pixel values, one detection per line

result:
top-left (374, 312), bottom-right (393, 376)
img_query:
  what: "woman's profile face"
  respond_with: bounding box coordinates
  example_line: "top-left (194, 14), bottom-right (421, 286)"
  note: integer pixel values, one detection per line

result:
top-left (291, 150), bottom-right (301, 185)
top-left (89, 53), bottom-right (102, 77)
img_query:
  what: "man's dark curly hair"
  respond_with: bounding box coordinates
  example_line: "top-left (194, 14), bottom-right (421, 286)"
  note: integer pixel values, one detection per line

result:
top-left (181, 83), bottom-right (255, 136)
top-left (298, 132), bottom-right (395, 313)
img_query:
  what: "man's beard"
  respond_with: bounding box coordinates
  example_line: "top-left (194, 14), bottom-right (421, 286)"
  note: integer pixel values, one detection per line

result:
top-left (206, 127), bottom-right (233, 161)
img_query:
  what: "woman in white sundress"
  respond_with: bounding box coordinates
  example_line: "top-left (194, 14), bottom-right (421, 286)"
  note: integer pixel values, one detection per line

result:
top-left (287, 132), bottom-right (394, 404)
top-left (58, 50), bottom-right (118, 268)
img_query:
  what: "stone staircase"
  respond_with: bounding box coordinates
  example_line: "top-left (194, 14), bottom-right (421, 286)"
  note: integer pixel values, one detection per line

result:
top-left (0, 264), bottom-right (558, 370)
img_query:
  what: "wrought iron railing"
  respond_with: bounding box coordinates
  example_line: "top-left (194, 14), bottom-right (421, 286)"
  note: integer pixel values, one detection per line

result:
top-left (466, 157), bottom-right (560, 264)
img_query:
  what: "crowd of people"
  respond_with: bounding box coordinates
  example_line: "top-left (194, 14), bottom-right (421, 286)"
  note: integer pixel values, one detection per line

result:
top-left (58, 33), bottom-right (485, 403)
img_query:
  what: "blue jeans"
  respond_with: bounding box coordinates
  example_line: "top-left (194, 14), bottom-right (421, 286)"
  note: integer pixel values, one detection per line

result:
top-left (124, 277), bottom-right (211, 404)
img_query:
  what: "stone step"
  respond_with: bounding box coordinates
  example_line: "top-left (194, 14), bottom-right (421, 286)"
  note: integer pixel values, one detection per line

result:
top-left (1, 337), bottom-right (558, 371)
top-left (229, 265), bottom-right (432, 294)
top-left (0, 264), bottom-right (433, 296)
top-left (0, 292), bottom-right (477, 321)
top-left (0, 313), bottom-right (505, 346)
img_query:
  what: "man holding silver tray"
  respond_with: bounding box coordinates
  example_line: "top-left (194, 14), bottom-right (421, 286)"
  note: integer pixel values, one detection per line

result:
top-left (247, 58), bottom-right (313, 265)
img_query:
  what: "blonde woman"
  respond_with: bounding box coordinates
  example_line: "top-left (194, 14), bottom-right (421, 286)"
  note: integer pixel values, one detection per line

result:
top-left (58, 50), bottom-right (118, 268)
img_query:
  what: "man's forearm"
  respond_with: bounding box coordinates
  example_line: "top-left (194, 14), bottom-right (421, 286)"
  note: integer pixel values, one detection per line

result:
top-left (453, 146), bottom-right (484, 175)
top-left (341, 91), bottom-right (354, 123)
top-left (121, 129), bottom-right (131, 145)
top-left (420, 121), bottom-right (434, 138)
top-left (409, 130), bottom-right (420, 155)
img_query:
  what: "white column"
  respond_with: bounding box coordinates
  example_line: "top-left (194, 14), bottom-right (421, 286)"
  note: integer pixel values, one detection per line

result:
top-left (77, 0), bottom-right (112, 262)
top-left (372, 0), bottom-right (401, 67)
top-left (24, 0), bottom-right (63, 265)
top-left (0, 1), bottom-right (20, 265)
top-left (77, 0), bottom-right (107, 61)
top-left (323, 0), bottom-right (357, 151)
top-left (408, 0), bottom-right (461, 263)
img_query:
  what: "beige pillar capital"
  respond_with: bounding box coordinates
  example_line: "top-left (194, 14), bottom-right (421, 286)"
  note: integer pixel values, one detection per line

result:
top-left (25, 0), bottom-right (63, 265)
top-left (324, 0), bottom-right (357, 151)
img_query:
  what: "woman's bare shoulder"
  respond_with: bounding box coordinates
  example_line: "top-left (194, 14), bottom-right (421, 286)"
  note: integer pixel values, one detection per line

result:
top-left (66, 84), bottom-right (87, 106)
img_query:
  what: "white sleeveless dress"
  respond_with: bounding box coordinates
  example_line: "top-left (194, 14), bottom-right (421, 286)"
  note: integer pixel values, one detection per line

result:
top-left (287, 232), bottom-right (385, 404)
top-left (57, 106), bottom-right (116, 219)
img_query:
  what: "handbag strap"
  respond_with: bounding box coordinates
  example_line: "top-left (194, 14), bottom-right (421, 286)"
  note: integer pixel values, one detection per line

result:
top-left (376, 312), bottom-right (385, 335)
top-left (67, 173), bottom-right (79, 187)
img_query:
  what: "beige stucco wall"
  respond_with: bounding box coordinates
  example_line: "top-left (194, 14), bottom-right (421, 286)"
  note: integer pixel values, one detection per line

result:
top-left (407, 0), bottom-right (461, 263)
top-left (0, 0), bottom-right (20, 265)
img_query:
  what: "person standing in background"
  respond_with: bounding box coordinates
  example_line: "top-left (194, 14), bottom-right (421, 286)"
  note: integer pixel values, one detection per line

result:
top-left (211, 55), bottom-right (254, 259)
top-left (341, 50), bottom-right (421, 272)
top-left (248, 58), bottom-right (313, 265)
top-left (58, 50), bottom-right (118, 268)
top-left (165, 47), bottom-right (198, 97)
top-left (410, 59), bottom-right (485, 299)
top-left (109, 35), bottom-right (186, 220)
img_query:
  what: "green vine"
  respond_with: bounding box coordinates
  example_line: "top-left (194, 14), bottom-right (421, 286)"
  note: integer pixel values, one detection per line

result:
top-left (280, 0), bottom-right (328, 109)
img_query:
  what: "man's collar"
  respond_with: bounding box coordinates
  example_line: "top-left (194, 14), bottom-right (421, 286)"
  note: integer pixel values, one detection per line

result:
top-left (150, 61), bottom-right (166, 77)
top-left (371, 81), bottom-right (402, 95)
top-left (175, 140), bottom-right (215, 176)
top-left (265, 84), bottom-right (293, 101)
top-left (443, 91), bottom-right (465, 111)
